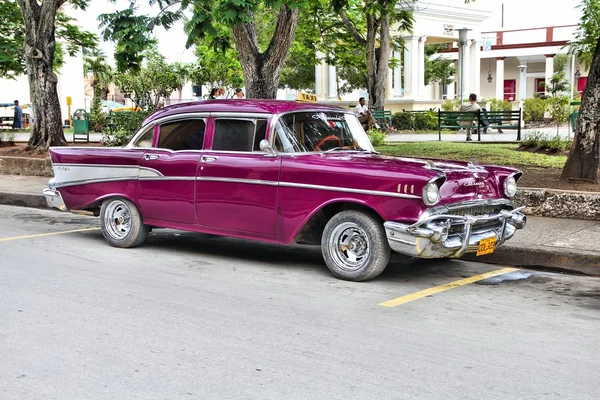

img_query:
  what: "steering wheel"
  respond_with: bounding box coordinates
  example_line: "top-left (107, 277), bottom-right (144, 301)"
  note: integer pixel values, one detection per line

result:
top-left (313, 135), bottom-right (342, 151)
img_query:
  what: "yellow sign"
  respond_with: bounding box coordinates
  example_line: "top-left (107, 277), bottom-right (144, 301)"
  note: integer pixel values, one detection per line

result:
top-left (66, 96), bottom-right (72, 106)
top-left (296, 92), bottom-right (318, 103)
top-left (476, 237), bottom-right (497, 256)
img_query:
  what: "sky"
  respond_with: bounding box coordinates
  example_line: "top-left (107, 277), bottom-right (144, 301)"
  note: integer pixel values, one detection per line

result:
top-left (70, 0), bottom-right (584, 67)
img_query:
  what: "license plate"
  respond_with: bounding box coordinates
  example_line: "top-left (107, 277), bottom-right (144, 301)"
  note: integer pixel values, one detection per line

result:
top-left (476, 237), bottom-right (497, 256)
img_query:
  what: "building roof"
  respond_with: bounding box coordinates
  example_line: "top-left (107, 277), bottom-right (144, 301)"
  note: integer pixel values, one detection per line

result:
top-left (143, 99), bottom-right (347, 126)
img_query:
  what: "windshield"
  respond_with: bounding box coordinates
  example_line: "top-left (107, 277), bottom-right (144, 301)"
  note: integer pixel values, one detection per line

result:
top-left (273, 111), bottom-right (375, 153)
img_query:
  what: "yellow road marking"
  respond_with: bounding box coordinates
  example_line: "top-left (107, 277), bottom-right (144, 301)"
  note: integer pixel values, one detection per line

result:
top-left (379, 267), bottom-right (520, 307)
top-left (0, 227), bottom-right (100, 243)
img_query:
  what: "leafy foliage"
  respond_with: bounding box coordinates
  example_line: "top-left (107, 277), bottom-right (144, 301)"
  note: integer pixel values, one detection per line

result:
top-left (189, 44), bottom-right (244, 93)
top-left (523, 98), bottom-right (546, 123)
top-left (489, 99), bottom-right (512, 112)
top-left (569, 0), bottom-right (600, 69)
top-left (425, 44), bottom-right (455, 86)
top-left (0, 0), bottom-right (98, 80)
top-left (367, 128), bottom-right (386, 146)
top-left (104, 110), bottom-right (152, 146)
top-left (392, 112), bottom-right (413, 130)
top-left (0, 0), bottom-right (26, 79)
top-left (113, 50), bottom-right (180, 110)
top-left (544, 54), bottom-right (571, 96)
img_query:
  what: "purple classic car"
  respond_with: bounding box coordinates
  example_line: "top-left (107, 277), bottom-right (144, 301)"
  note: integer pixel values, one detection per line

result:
top-left (43, 99), bottom-right (525, 281)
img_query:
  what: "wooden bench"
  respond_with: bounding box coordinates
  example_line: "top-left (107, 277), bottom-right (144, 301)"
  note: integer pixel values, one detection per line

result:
top-left (437, 109), bottom-right (522, 141)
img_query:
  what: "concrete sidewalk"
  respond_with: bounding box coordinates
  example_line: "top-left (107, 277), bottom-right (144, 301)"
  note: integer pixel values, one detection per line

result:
top-left (0, 174), bottom-right (598, 275)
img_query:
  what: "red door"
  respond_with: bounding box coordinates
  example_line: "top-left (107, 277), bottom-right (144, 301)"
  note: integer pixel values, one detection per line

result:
top-left (504, 80), bottom-right (516, 101)
top-left (578, 77), bottom-right (588, 97)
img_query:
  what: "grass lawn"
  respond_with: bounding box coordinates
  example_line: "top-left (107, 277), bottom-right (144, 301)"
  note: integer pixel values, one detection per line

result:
top-left (375, 142), bottom-right (567, 169)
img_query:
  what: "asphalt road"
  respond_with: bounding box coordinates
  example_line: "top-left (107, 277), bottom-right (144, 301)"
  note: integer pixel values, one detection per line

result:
top-left (1, 204), bottom-right (599, 400)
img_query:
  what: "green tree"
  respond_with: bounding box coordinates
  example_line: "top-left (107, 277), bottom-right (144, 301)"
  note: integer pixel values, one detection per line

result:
top-left (188, 43), bottom-right (244, 95)
top-left (561, 0), bottom-right (600, 182)
top-left (172, 62), bottom-right (191, 102)
top-left (84, 50), bottom-right (112, 129)
top-left (113, 50), bottom-right (180, 110)
top-left (333, 0), bottom-right (414, 110)
top-left (544, 54), bottom-right (570, 96)
top-left (2, 0), bottom-right (98, 150)
top-left (425, 44), bottom-right (455, 86)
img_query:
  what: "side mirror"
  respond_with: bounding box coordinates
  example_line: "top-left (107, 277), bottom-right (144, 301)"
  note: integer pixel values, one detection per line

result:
top-left (259, 139), bottom-right (277, 156)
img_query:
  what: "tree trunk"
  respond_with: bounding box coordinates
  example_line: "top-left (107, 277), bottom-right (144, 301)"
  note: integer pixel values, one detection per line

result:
top-left (368, 14), bottom-right (391, 111)
top-left (231, 4), bottom-right (300, 99)
top-left (17, 0), bottom-right (66, 151)
top-left (560, 36), bottom-right (600, 183)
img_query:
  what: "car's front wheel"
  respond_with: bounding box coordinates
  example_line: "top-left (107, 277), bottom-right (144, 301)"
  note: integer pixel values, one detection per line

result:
top-left (321, 210), bottom-right (391, 281)
top-left (100, 198), bottom-right (149, 248)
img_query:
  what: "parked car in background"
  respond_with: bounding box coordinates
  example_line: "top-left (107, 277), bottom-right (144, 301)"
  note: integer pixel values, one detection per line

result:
top-left (43, 99), bottom-right (526, 281)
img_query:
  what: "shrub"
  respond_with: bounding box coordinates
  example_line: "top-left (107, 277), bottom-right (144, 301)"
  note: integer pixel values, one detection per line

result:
top-left (367, 129), bottom-right (386, 146)
top-left (104, 110), bottom-right (151, 146)
top-left (523, 97), bottom-right (546, 123)
top-left (413, 110), bottom-right (438, 131)
top-left (442, 99), bottom-right (460, 111)
top-left (392, 112), bottom-right (413, 131)
top-left (521, 130), bottom-right (545, 147)
top-left (490, 99), bottom-right (512, 112)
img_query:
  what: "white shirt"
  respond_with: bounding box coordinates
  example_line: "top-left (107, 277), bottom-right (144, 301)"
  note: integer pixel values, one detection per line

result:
top-left (354, 104), bottom-right (368, 116)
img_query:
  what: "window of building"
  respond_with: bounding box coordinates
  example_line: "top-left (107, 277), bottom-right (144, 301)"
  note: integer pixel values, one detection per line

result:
top-left (535, 78), bottom-right (546, 95)
top-left (504, 79), bottom-right (516, 101)
top-left (158, 119), bottom-right (206, 151)
top-left (212, 119), bottom-right (268, 152)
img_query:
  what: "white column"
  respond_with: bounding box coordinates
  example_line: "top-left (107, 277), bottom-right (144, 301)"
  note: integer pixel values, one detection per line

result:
top-left (471, 40), bottom-right (481, 98)
top-left (418, 36), bottom-right (427, 97)
top-left (328, 64), bottom-right (337, 99)
top-left (459, 40), bottom-right (471, 102)
top-left (387, 59), bottom-right (394, 99)
top-left (315, 53), bottom-right (328, 100)
top-left (545, 55), bottom-right (555, 96)
top-left (446, 67), bottom-right (456, 99)
top-left (394, 51), bottom-right (403, 97)
top-left (403, 36), bottom-right (417, 97)
top-left (495, 58), bottom-right (505, 100)
top-left (518, 64), bottom-right (528, 101)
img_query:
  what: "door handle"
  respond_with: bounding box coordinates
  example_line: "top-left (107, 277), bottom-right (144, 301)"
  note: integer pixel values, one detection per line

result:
top-left (144, 154), bottom-right (160, 160)
top-left (201, 155), bottom-right (219, 163)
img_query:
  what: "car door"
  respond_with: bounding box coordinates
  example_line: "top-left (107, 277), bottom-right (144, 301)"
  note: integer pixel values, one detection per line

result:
top-left (195, 117), bottom-right (280, 239)
top-left (137, 117), bottom-right (207, 225)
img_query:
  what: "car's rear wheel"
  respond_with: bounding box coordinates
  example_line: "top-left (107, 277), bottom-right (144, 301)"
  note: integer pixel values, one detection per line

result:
top-left (321, 210), bottom-right (391, 281)
top-left (100, 198), bottom-right (149, 248)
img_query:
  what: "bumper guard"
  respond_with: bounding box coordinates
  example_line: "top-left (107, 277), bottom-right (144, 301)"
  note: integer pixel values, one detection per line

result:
top-left (384, 207), bottom-right (526, 258)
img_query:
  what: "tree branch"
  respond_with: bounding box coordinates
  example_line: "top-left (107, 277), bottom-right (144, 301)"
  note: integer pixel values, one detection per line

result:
top-left (263, 3), bottom-right (300, 74)
top-left (338, 10), bottom-right (367, 47)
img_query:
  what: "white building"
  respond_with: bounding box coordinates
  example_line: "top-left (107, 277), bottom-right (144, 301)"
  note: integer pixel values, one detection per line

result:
top-left (317, 0), bottom-right (587, 112)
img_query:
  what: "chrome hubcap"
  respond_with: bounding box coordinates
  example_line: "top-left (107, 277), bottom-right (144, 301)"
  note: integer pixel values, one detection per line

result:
top-left (328, 222), bottom-right (371, 272)
top-left (104, 200), bottom-right (132, 240)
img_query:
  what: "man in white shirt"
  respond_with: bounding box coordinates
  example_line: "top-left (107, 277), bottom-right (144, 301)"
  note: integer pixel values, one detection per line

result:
top-left (354, 97), bottom-right (379, 130)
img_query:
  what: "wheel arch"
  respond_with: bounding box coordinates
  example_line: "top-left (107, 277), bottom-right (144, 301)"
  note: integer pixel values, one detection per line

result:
top-left (289, 199), bottom-right (384, 246)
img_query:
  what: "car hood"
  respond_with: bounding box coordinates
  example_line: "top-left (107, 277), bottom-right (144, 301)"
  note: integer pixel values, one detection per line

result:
top-left (320, 152), bottom-right (510, 204)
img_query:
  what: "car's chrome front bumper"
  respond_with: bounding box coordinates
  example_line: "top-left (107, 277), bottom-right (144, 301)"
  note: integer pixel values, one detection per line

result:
top-left (384, 207), bottom-right (526, 258)
top-left (42, 188), bottom-right (67, 211)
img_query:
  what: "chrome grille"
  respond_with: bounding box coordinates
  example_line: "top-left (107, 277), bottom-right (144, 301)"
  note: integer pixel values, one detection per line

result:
top-left (445, 205), bottom-right (508, 235)
top-left (445, 205), bottom-right (506, 217)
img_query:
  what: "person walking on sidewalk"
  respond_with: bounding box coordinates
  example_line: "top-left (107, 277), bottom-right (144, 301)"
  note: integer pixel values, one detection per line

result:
top-left (12, 100), bottom-right (23, 129)
top-left (458, 93), bottom-right (480, 141)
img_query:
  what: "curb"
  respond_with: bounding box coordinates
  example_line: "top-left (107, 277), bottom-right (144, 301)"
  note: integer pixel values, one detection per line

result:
top-left (0, 191), bottom-right (47, 209)
top-left (463, 244), bottom-right (600, 276)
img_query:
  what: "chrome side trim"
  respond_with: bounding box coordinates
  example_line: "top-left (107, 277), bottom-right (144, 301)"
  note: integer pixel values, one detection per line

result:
top-left (139, 176), bottom-right (196, 181)
top-left (196, 176), bottom-right (279, 186)
top-left (52, 177), bottom-right (139, 188)
top-left (278, 181), bottom-right (421, 199)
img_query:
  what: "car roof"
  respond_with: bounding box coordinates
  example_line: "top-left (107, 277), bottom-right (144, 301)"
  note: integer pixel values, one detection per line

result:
top-left (142, 99), bottom-right (348, 126)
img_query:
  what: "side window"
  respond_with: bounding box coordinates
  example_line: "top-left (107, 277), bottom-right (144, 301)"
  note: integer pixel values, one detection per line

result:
top-left (212, 119), bottom-right (267, 152)
top-left (134, 128), bottom-right (154, 148)
top-left (158, 119), bottom-right (206, 151)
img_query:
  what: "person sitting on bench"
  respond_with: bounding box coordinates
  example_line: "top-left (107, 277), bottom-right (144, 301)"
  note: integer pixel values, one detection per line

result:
top-left (354, 97), bottom-right (380, 130)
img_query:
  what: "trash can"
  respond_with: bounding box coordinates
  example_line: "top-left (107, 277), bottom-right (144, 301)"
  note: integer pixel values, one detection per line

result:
top-left (72, 109), bottom-right (89, 143)
top-left (570, 110), bottom-right (579, 131)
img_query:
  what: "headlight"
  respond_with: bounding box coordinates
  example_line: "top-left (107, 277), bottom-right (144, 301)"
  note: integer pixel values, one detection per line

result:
top-left (423, 182), bottom-right (440, 206)
top-left (504, 175), bottom-right (517, 197)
